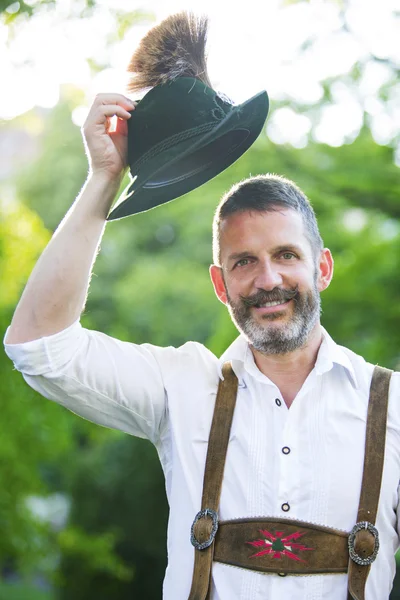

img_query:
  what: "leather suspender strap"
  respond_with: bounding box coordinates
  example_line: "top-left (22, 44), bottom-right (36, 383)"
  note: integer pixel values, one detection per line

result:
top-left (188, 362), bottom-right (238, 600)
top-left (347, 365), bottom-right (393, 600)
top-left (187, 363), bottom-right (393, 600)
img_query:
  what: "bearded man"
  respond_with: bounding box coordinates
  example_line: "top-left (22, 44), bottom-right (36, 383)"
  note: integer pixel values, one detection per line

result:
top-left (4, 92), bottom-right (400, 600)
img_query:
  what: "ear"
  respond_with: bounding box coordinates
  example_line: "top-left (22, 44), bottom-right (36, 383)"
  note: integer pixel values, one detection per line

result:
top-left (317, 248), bottom-right (334, 292)
top-left (209, 264), bottom-right (228, 304)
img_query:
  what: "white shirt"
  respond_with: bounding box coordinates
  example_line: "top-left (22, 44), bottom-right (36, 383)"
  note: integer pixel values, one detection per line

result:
top-left (4, 322), bottom-right (400, 600)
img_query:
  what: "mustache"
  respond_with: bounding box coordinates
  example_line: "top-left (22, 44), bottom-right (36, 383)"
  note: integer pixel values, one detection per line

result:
top-left (240, 286), bottom-right (299, 307)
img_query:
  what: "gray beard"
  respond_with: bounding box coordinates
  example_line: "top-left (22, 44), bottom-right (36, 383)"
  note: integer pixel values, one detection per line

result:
top-left (225, 280), bottom-right (321, 355)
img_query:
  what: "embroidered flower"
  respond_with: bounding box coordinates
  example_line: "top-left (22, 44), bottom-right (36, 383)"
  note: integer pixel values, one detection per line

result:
top-left (246, 529), bottom-right (314, 562)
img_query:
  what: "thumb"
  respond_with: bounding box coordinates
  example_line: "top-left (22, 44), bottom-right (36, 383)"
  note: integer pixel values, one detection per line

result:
top-left (112, 116), bottom-right (128, 137)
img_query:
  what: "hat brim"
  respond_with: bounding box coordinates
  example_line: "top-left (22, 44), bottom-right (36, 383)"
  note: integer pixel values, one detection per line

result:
top-left (107, 90), bottom-right (269, 220)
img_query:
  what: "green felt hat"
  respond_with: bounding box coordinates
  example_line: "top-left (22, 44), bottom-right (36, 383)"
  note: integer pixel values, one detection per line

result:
top-left (107, 77), bottom-right (269, 220)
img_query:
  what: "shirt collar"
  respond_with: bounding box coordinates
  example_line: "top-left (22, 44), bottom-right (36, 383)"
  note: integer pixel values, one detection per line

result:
top-left (218, 327), bottom-right (359, 389)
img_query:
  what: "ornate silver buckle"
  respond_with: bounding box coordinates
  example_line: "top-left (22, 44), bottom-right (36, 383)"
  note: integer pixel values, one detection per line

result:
top-left (348, 521), bottom-right (379, 566)
top-left (190, 508), bottom-right (219, 550)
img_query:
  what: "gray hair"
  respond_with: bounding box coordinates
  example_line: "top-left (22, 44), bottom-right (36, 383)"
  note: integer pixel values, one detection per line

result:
top-left (212, 174), bottom-right (323, 265)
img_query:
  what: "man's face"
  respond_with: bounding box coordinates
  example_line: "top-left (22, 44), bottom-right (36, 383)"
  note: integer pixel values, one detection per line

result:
top-left (210, 209), bottom-right (332, 355)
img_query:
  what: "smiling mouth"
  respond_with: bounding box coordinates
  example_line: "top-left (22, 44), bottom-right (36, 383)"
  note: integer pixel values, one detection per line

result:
top-left (241, 287), bottom-right (299, 309)
top-left (255, 300), bottom-right (291, 308)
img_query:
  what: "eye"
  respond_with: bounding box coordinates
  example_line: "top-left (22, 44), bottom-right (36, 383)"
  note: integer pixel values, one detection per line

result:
top-left (234, 257), bottom-right (252, 268)
top-left (236, 258), bottom-right (250, 267)
top-left (281, 252), bottom-right (297, 260)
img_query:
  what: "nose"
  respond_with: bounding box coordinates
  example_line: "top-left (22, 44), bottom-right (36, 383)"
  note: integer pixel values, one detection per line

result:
top-left (253, 259), bottom-right (283, 291)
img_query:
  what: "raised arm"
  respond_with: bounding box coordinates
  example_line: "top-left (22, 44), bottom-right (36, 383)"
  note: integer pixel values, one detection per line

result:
top-left (5, 93), bottom-right (135, 344)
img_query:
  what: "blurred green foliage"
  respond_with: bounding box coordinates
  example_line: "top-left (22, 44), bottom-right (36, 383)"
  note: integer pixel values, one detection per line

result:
top-left (0, 580), bottom-right (54, 600)
top-left (1, 1), bottom-right (399, 598)
top-left (0, 0), bottom-right (94, 24)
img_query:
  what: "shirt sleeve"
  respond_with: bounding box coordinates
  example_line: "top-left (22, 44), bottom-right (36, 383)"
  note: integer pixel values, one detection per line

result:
top-left (3, 321), bottom-right (169, 444)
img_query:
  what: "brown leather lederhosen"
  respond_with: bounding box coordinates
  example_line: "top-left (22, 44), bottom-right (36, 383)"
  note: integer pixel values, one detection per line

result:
top-left (188, 362), bottom-right (393, 600)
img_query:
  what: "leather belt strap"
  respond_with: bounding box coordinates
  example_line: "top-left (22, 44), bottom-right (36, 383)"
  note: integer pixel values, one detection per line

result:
top-left (188, 362), bottom-right (238, 600)
top-left (214, 517), bottom-right (349, 574)
top-left (347, 365), bottom-right (392, 600)
top-left (188, 363), bottom-right (393, 600)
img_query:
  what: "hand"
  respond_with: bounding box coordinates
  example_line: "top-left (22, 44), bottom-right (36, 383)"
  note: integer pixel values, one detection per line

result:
top-left (82, 93), bottom-right (136, 182)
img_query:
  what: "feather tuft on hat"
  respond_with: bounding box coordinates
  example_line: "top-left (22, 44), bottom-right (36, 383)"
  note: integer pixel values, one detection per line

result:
top-left (127, 12), bottom-right (212, 94)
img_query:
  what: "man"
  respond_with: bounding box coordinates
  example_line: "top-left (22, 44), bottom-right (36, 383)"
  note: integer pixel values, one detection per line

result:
top-left (4, 94), bottom-right (400, 599)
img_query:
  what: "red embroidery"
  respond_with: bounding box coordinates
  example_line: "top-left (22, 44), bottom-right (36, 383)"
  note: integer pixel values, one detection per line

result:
top-left (246, 529), bottom-right (314, 562)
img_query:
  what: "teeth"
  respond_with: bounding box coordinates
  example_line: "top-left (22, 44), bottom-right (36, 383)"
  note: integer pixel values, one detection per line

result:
top-left (259, 300), bottom-right (284, 307)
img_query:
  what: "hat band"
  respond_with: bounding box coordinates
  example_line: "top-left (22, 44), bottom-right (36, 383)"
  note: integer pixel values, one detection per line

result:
top-left (132, 121), bottom-right (217, 174)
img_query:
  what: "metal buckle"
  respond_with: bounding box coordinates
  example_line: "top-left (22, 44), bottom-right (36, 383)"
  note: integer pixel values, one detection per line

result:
top-left (348, 521), bottom-right (380, 566)
top-left (190, 508), bottom-right (219, 550)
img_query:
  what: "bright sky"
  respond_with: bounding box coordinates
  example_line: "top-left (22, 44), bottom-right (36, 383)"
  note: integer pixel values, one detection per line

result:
top-left (1, 0), bottom-right (399, 152)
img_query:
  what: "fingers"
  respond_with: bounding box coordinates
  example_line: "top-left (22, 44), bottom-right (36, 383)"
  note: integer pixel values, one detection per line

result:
top-left (83, 94), bottom-right (136, 131)
top-left (101, 105), bottom-right (132, 120)
top-left (93, 93), bottom-right (135, 111)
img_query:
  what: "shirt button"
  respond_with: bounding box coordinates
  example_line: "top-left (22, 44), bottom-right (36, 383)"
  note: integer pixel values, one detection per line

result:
top-left (281, 502), bottom-right (290, 512)
top-left (275, 398), bottom-right (282, 406)
top-left (282, 446), bottom-right (291, 455)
